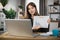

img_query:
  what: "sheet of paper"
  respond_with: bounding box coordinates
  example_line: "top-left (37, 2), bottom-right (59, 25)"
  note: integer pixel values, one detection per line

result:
top-left (33, 16), bottom-right (49, 28)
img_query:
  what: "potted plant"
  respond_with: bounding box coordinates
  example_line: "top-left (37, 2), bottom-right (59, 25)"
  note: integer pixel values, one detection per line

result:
top-left (18, 5), bottom-right (24, 12)
top-left (2, 8), bottom-right (16, 19)
top-left (0, 0), bottom-right (8, 7)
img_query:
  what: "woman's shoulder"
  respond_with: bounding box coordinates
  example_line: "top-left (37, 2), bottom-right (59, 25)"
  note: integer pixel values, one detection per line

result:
top-left (38, 14), bottom-right (40, 16)
top-left (19, 12), bottom-right (28, 19)
top-left (36, 14), bottom-right (40, 16)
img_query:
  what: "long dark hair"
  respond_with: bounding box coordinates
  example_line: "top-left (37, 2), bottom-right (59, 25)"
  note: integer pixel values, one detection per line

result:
top-left (26, 2), bottom-right (39, 19)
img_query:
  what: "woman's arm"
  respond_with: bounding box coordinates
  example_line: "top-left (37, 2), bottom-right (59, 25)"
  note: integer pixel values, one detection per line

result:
top-left (19, 12), bottom-right (28, 19)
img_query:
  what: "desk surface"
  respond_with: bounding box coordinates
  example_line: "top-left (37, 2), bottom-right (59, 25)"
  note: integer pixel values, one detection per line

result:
top-left (0, 32), bottom-right (60, 40)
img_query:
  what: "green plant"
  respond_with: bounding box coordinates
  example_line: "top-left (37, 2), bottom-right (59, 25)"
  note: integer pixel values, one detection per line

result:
top-left (2, 8), bottom-right (16, 19)
top-left (18, 5), bottom-right (23, 9)
top-left (0, 0), bottom-right (8, 7)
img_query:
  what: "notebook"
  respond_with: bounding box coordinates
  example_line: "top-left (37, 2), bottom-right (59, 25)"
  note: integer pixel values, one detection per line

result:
top-left (33, 16), bottom-right (49, 28)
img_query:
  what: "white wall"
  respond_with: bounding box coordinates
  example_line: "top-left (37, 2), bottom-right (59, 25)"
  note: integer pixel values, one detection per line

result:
top-left (49, 22), bottom-right (58, 31)
top-left (4, 0), bottom-right (21, 12)
top-left (25, 0), bottom-right (39, 13)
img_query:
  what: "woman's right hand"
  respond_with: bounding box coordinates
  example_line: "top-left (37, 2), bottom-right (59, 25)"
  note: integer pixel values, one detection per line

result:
top-left (32, 26), bottom-right (40, 30)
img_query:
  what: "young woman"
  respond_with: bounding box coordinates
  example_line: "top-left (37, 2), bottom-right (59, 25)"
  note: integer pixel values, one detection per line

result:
top-left (23, 2), bottom-right (50, 32)
top-left (24, 2), bottom-right (39, 19)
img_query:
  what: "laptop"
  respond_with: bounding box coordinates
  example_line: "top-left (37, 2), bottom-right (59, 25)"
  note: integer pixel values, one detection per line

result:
top-left (5, 19), bottom-right (40, 37)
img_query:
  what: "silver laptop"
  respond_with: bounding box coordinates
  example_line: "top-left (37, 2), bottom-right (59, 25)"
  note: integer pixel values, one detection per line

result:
top-left (5, 19), bottom-right (35, 37)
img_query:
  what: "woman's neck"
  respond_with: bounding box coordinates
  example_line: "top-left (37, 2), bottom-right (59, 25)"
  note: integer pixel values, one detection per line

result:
top-left (31, 15), bottom-right (34, 19)
top-left (31, 15), bottom-right (34, 17)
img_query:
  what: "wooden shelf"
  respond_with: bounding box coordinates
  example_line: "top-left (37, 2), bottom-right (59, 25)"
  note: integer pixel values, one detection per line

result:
top-left (0, 28), bottom-right (4, 31)
top-left (49, 5), bottom-right (60, 6)
top-left (51, 20), bottom-right (60, 22)
top-left (49, 12), bottom-right (60, 14)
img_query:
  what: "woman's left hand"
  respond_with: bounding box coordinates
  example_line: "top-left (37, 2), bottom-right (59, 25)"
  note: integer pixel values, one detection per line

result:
top-left (32, 26), bottom-right (40, 30)
top-left (47, 18), bottom-right (50, 24)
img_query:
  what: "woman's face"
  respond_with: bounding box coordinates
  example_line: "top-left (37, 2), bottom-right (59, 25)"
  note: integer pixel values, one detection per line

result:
top-left (28, 5), bottom-right (36, 15)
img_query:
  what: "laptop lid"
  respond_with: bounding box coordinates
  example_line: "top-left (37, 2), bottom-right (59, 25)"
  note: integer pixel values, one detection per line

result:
top-left (5, 19), bottom-right (33, 37)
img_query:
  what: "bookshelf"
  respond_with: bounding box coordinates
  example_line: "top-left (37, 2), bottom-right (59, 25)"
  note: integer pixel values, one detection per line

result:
top-left (49, 4), bottom-right (60, 28)
top-left (0, 12), bottom-right (5, 33)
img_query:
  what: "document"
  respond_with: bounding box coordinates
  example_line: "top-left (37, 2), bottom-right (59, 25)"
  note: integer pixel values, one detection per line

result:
top-left (33, 16), bottom-right (49, 28)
